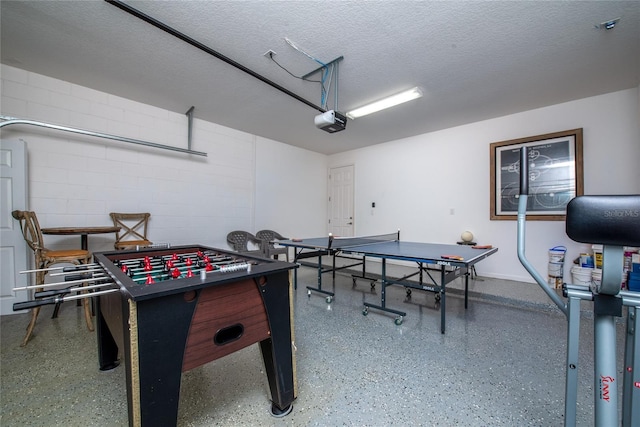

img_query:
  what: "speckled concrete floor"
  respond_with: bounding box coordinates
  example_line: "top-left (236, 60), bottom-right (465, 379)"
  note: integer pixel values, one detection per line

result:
top-left (0, 264), bottom-right (627, 426)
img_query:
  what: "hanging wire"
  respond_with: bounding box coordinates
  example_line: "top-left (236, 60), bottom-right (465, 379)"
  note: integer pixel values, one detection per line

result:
top-left (284, 37), bottom-right (331, 108)
top-left (268, 52), bottom-right (331, 109)
top-left (268, 53), bottom-right (321, 83)
top-left (284, 37), bottom-right (326, 68)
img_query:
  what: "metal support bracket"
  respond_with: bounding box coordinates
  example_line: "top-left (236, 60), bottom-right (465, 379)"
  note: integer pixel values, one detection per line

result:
top-left (302, 56), bottom-right (344, 112)
top-left (185, 106), bottom-right (195, 152)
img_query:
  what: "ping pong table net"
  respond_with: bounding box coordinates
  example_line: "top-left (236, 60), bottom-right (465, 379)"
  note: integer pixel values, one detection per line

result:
top-left (327, 231), bottom-right (400, 249)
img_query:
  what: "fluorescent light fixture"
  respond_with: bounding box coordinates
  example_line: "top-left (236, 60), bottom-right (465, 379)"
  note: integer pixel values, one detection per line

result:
top-left (346, 86), bottom-right (423, 119)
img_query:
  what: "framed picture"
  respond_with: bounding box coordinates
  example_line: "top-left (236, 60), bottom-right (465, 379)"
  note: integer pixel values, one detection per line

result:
top-left (490, 128), bottom-right (583, 221)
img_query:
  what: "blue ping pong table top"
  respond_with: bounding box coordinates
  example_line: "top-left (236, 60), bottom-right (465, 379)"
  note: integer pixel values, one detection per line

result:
top-left (278, 238), bottom-right (498, 265)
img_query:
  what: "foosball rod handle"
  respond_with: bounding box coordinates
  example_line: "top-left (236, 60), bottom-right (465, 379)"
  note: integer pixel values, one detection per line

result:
top-left (34, 282), bottom-right (114, 298)
top-left (13, 297), bottom-right (58, 311)
top-left (13, 288), bottom-right (119, 312)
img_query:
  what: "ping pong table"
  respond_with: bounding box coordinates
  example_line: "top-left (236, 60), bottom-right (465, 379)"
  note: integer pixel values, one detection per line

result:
top-left (278, 232), bottom-right (498, 333)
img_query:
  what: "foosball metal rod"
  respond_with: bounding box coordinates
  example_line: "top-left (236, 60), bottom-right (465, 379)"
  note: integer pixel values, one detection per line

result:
top-left (12, 274), bottom-right (110, 291)
top-left (13, 288), bottom-right (119, 311)
top-left (34, 282), bottom-right (117, 298)
top-left (19, 264), bottom-right (100, 274)
top-left (49, 268), bottom-right (105, 277)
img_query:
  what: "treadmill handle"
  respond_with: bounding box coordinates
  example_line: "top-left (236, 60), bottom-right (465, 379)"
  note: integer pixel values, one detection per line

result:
top-left (519, 146), bottom-right (528, 195)
top-left (516, 147), bottom-right (568, 316)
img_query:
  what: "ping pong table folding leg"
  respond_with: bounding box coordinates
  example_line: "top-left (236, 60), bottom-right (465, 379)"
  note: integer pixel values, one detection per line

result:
top-left (305, 250), bottom-right (334, 303)
top-left (351, 256), bottom-right (380, 289)
top-left (464, 267), bottom-right (469, 309)
top-left (439, 267), bottom-right (446, 334)
top-left (293, 257), bottom-right (298, 290)
top-left (362, 258), bottom-right (406, 325)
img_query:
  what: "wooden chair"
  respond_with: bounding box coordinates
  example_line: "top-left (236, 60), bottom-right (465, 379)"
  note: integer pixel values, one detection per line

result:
top-left (256, 229), bottom-right (289, 261)
top-left (226, 231), bottom-right (263, 256)
top-left (109, 212), bottom-right (152, 250)
top-left (11, 210), bottom-right (93, 347)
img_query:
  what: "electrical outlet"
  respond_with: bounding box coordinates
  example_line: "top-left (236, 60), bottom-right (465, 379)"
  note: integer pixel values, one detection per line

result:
top-left (263, 49), bottom-right (277, 58)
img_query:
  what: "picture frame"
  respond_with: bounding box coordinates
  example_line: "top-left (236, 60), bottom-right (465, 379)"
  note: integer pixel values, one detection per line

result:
top-left (490, 128), bottom-right (583, 221)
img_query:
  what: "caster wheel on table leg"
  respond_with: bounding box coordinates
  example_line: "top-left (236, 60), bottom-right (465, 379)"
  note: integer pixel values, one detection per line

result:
top-left (326, 296), bottom-right (333, 303)
top-left (362, 307), bottom-right (368, 316)
top-left (394, 316), bottom-right (404, 325)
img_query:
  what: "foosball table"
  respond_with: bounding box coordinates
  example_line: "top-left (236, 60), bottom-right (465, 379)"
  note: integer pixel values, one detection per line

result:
top-left (92, 245), bottom-right (298, 426)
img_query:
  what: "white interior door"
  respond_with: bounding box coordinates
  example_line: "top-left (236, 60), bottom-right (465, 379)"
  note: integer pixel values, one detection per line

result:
top-left (1, 139), bottom-right (29, 315)
top-left (328, 165), bottom-right (354, 237)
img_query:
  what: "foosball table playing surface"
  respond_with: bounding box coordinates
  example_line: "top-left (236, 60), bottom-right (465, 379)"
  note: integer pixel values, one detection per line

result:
top-left (92, 245), bottom-right (297, 426)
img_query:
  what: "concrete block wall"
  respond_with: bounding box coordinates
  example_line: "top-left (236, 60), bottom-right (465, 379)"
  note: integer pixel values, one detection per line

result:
top-left (1, 64), bottom-right (326, 252)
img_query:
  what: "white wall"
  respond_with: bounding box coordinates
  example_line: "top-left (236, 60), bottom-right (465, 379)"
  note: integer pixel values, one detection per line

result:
top-left (255, 136), bottom-right (327, 238)
top-left (0, 65), bottom-right (327, 252)
top-left (2, 63), bottom-right (637, 284)
top-left (329, 88), bottom-right (640, 283)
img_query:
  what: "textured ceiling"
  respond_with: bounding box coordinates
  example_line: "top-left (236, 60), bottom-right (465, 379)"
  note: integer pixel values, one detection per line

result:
top-left (1, 1), bottom-right (639, 155)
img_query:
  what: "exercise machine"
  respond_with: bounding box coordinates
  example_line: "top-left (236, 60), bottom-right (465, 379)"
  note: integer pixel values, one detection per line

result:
top-left (516, 147), bottom-right (640, 426)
